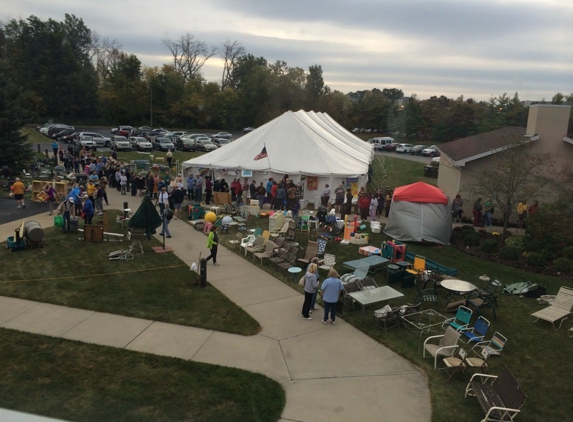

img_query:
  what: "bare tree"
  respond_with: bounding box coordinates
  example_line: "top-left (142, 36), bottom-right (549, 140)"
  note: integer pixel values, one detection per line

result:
top-left (472, 137), bottom-right (553, 240)
top-left (90, 33), bottom-right (123, 84)
top-left (221, 39), bottom-right (245, 89)
top-left (162, 33), bottom-right (217, 82)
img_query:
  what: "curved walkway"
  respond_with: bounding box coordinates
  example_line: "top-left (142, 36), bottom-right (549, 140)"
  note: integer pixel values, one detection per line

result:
top-left (0, 188), bottom-right (431, 422)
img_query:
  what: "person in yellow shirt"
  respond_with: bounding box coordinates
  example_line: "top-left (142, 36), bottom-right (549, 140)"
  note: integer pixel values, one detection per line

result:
top-left (517, 200), bottom-right (528, 229)
top-left (11, 177), bottom-right (26, 209)
top-left (86, 180), bottom-right (96, 202)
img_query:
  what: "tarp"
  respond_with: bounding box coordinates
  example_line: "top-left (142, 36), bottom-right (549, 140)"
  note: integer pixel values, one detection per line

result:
top-left (128, 196), bottom-right (162, 238)
top-left (384, 182), bottom-right (451, 245)
top-left (182, 110), bottom-right (373, 177)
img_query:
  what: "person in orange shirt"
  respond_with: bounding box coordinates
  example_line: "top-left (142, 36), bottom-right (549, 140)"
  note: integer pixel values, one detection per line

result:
top-left (11, 177), bottom-right (26, 209)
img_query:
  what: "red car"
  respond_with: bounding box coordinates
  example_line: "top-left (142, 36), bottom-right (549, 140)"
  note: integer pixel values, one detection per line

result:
top-left (385, 143), bottom-right (399, 152)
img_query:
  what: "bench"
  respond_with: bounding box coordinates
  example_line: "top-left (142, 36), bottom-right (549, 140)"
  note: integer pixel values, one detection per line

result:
top-left (465, 367), bottom-right (526, 422)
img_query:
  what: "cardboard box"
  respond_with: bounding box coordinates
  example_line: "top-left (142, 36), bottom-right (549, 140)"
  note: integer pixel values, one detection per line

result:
top-left (359, 246), bottom-right (381, 256)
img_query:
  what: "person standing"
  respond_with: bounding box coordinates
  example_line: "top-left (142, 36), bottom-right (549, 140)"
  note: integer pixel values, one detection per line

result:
top-left (120, 171), bottom-right (128, 195)
top-left (51, 140), bottom-right (59, 162)
top-left (43, 183), bottom-right (57, 215)
top-left (276, 183), bottom-right (286, 211)
top-left (187, 173), bottom-right (195, 200)
top-left (369, 195), bottom-right (378, 221)
top-left (484, 197), bottom-right (494, 227)
top-left (528, 200), bottom-right (539, 217)
top-left (157, 186), bottom-right (169, 213)
top-left (472, 197), bottom-right (483, 227)
top-left (385, 191), bottom-right (392, 218)
top-left (358, 192), bottom-right (370, 222)
top-left (205, 225), bottom-right (219, 266)
top-left (95, 184), bottom-right (104, 215)
top-left (57, 198), bottom-right (76, 232)
top-left (334, 183), bottom-right (345, 214)
top-left (205, 176), bottom-right (213, 205)
top-left (194, 174), bottom-right (203, 202)
top-left (166, 149), bottom-right (173, 168)
top-left (320, 184), bottom-right (330, 207)
top-left (159, 207), bottom-right (172, 238)
top-left (345, 188), bottom-right (353, 216)
top-left (171, 185), bottom-right (184, 220)
top-left (82, 197), bottom-right (95, 225)
top-left (320, 269), bottom-right (344, 325)
top-left (301, 263), bottom-right (319, 320)
top-left (242, 178), bottom-right (249, 206)
top-left (11, 177), bottom-right (26, 209)
top-left (266, 177), bottom-right (274, 204)
top-left (452, 194), bottom-right (464, 223)
top-left (517, 200), bottom-right (528, 229)
top-left (249, 180), bottom-right (257, 201)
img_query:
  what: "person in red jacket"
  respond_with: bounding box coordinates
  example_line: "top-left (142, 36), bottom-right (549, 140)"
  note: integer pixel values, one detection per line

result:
top-left (357, 192), bottom-right (371, 222)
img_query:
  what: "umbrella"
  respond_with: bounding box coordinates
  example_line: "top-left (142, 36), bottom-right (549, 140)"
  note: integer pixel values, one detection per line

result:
top-left (128, 196), bottom-right (162, 239)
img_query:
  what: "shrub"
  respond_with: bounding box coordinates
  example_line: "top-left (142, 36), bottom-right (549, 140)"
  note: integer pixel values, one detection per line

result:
top-left (505, 235), bottom-right (527, 251)
top-left (481, 239), bottom-right (499, 254)
top-left (461, 227), bottom-right (477, 239)
top-left (499, 246), bottom-right (519, 261)
top-left (463, 234), bottom-right (480, 247)
top-left (562, 246), bottom-right (573, 259)
top-left (523, 252), bottom-right (546, 267)
top-left (553, 258), bottom-right (573, 273)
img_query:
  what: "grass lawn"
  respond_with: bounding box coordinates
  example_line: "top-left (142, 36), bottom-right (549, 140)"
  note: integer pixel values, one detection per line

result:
top-left (369, 154), bottom-right (436, 191)
top-left (216, 216), bottom-right (573, 422)
top-left (0, 222), bottom-right (260, 336)
top-left (0, 328), bottom-right (285, 422)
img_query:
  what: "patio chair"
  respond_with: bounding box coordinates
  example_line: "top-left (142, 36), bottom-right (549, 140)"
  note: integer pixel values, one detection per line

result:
top-left (462, 316), bottom-right (491, 344)
top-left (261, 230), bottom-right (271, 242)
top-left (278, 250), bottom-right (298, 271)
top-left (342, 280), bottom-right (360, 309)
top-left (285, 220), bottom-right (297, 240)
top-left (467, 291), bottom-right (498, 320)
top-left (443, 347), bottom-right (467, 381)
top-left (531, 285), bottom-right (573, 329)
top-left (223, 203), bottom-right (238, 216)
top-left (239, 234), bottom-right (256, 255)
top-left (406, 255), bottom-right (426, 276)
top-left (374, 305), bottom-right (401, 332)
top-left (340, 262), bottom-right (370, 284)
top-left (415, 283), bottom-right (439, 308)
top-left (297, 240), bottom-right (318, 266)
top-left (273, 236), bottom-right (287, 250)
top-left (358, 277), bottom-right (378, 291)
top-left (253, 227), bottom-right (263, 238)
top-left (443, 305), bottom-right (473, 332)
top-left (245, 236), bottom-right (266, 257)
top-left (471, 331), bottom-right (507, 357)
top-left (269, 247), bottom-right (289, 266)
top-left (253, 241), bottom-right (276, 265)
top-left (465, 347), bottom-right (490, 373)
top-left (319, 253), bottom-right (336, 271)
top-left (423, 326), bottom-right (461, 369)
top-left (478, 278), bottom-right (501, 303)
top-left (401, 273), bottom-right (417, 289)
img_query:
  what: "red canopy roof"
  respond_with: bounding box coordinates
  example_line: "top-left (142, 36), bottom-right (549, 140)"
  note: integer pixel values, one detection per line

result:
top-left (392, 182), bottom-right (449, 204)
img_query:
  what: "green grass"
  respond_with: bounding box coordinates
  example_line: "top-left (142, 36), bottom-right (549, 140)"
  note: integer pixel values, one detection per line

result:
top-left (369, 154), bottom-right (436, 192)
top-left (0, 328), bottom-right (285, 422)
top-left (21, 127), bottom-right (48, 144)
top-left (217, 218), bottom-right (573, 422)
top-left (0, 220), bottom-right (260, 336)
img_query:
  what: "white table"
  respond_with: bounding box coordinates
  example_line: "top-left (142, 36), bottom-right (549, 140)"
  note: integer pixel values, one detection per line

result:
top-left (349, 286), bottom-right (404, 320)
top-left (441, 279), bottom-right (477, 304)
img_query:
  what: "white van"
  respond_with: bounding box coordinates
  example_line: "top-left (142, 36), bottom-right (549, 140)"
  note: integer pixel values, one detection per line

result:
top-left (368, 137), bottom-right (395, 151)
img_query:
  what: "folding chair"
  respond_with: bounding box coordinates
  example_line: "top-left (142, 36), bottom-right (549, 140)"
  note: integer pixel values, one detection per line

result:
top-left (462, 316), bottom-right (490, 344)
top-left (444, 305), bottom-right (473, 332)
top-left (471, 331), bottom-right (507, 357)
top-left (127, 228), bottom-right (146, 254)
top-left (443, 347), bottom-right (467, 381)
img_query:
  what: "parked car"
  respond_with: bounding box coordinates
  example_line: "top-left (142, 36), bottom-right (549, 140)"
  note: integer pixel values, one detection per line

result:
top-left (211, 132), bottom-right (232, 140)
top-left (51, 128), bottom-right (76, 141)
top-left (242, 126), bottom-right (255, 132)
top-left (75, 132), bottom-right (111, 147)
top-left (395, 143), bottom-right (414, 153)
top-left (385, 143), bottom-right (399, 152)
top-left (117, 126), bottom-right (134, 137)
top-left (152, 137), bottom-right (175, 151)
top-left (212, 138), bottom-right (232, 148)
top-left (75, 135), bottom-right (97, 150)
top-left (145, 128), bottom-right (168, 140)
top-left (176, 138), bottom-right (196, 152)
top-left (182, 133), bottom-right (211, 142)
top-left (368, 137), bottom-right (395, 151)
top-left (40, 123), bottom-right (67, 135)
top-left (130, 136), bottom-right (153, 151)
top-left (195, 139), bottom-right (217, 152)
top-left (410, 145), bottom-right (426, 155)
top-left (421, 146), bottom-right (441, 157)
top-left (111, 135), bottom-right (131, 151)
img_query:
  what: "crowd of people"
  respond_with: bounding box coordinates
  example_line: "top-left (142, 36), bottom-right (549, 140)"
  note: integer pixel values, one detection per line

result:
top-left (452, 194), bottom-right (540, 228)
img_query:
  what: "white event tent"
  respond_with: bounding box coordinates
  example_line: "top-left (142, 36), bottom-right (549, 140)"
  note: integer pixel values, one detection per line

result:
top-left (182, 110), bottom-right (374, 204)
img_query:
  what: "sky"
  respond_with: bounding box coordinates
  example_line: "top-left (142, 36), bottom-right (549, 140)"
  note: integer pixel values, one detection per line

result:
top-left (3, 0), bottom-right (573, 101)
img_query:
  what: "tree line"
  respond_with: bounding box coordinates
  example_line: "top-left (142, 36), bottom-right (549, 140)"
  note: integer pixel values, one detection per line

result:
top-left (1, 14), bottom-right (572, 141)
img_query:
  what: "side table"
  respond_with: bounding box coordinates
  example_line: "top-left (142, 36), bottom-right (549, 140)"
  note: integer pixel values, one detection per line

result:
top-left (288, 267), bottom-right (303, 282)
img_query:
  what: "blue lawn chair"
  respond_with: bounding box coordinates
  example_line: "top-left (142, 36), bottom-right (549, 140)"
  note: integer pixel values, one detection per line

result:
top-left (462, 316), bottom-right (490, 343)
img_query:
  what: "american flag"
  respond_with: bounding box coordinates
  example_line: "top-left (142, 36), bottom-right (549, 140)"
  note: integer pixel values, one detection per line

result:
top-left (254, 146), bottom-right (268, 161)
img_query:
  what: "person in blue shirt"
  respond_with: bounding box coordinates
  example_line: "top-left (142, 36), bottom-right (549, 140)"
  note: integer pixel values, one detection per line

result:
top-left (320, 269), bottom-right (344, 325)
top-left (69, 184), bottom-right (83, 216)
top-left (82, 197), bottom-right (95, 225)
top-left (301, 263), bottom-right (319, 319)
top-left (265, 177), bottom-right (274, 204)
top-left (187, 174), bottom-right (196, 200)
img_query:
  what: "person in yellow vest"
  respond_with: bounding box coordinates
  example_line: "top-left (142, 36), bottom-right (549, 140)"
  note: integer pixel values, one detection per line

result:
top-left (11, 177), bottom-right (26, 209)
top-left (517, 200), bottom-right (528, 229)
top-left (86, 180), bottom-right (97, 202)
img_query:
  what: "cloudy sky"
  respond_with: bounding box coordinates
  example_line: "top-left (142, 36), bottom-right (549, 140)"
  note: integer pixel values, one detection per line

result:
top-left (4, 0), bottom-right (573, 101)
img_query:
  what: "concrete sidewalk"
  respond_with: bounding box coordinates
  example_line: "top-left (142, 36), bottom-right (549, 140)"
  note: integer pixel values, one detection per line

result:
top-left (0, 187), bottom-right (431, 422)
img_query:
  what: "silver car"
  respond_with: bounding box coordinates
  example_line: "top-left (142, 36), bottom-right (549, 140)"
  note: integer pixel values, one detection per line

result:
top-left (130, 136), bottom-right (153, 151)
top-left (111, 136), bottom-right (131, 151)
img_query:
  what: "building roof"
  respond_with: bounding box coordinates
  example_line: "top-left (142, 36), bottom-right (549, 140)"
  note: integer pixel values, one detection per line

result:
top-left (439, 127), bottom-right (527, 166)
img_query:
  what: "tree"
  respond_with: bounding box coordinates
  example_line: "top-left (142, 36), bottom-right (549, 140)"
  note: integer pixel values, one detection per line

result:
top-left (382, 88), bottom-right (404, 101)
top-left (305, 64), bottom-right (325, 110)
top-left (220, 39), bottom-right (245, 90)
top-left (0, 60), bottom-right (34, 173)
top-left (162, 33), bottom-right (216, 82)
top-left (472, 137), bottom-right (552, 240)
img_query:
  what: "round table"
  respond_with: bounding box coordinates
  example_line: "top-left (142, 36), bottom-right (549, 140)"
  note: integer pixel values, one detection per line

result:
top-left (396, 261), bottom-right (411, 271)
top-left (288, 267), bottom-right (303, 282)
top-left (441, 279), bottom-right (477, 293)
